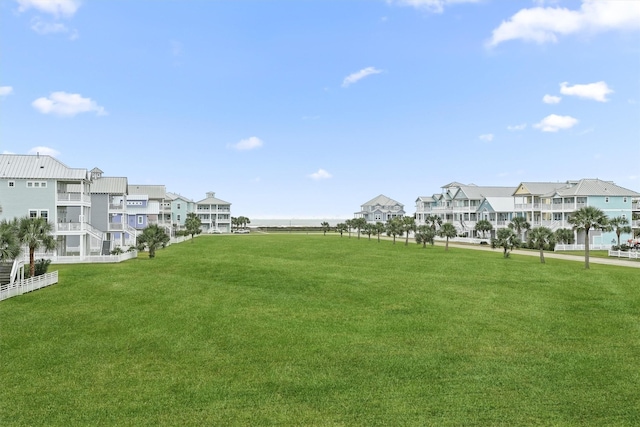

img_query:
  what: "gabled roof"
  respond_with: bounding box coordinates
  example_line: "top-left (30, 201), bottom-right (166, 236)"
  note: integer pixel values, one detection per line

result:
top-left (166, 192), bottom-right (194, 203)
top-left (454, 185), bottom-right (516, 200)
top-left (514, 182), bottom-right (567, 196)
top-left (441, 182), bottom-right (466, 189)
top-left (549, 179), bottom-right (640, 197)
top-left (0, 154), bottom-right (88, 180)
top-left (362, 194), bottom-right (403, 208)
top-left (91, 177), bottom-right (128, 194)
top-left (128, 185), bottom-right (166, 200)
top-left (482, 196), bottom-right (516, 212)
top-left (196, 195), bottom-right (231, 205)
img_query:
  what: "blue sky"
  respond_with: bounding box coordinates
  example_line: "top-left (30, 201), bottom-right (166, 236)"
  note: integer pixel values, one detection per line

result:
top-left (1, 0), bottom-right (639, 219)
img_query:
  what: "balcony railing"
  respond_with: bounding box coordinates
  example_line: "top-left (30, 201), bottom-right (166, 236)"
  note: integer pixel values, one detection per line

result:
top-left (57, 193), bottom-right (91, 203)
top-left (109, 203), bottom-right (124, 211)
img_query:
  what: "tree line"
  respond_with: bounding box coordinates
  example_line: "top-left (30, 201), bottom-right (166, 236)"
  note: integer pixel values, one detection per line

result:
top-left (324, 206), bottom-right (634, 269)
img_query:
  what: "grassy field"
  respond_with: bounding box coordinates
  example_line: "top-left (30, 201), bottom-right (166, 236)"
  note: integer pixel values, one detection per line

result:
top-left (1, 234), bottom-right (639, 426)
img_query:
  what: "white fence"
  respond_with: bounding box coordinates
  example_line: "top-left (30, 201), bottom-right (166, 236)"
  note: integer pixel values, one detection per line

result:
top-left (608, 250), bottom-right (640, 260)
top-left (1, 271), bottom-right (59, 302)
top-left (27, 250), bottom-right (138, 264)
top-left (554, 244), bottom-right (612, 252)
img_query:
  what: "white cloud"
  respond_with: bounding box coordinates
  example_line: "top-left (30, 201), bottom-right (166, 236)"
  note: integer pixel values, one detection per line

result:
top-left (228, 136), bottom-right (264, 151)
top-left (487, 0), bottom-right (640, 47)
top-left (388, 0), bottom-right (479, 14)
top-left (309, 169), bottom-right (332, 180)
top-left (479, 133), bottom-right (494, 142)
top-left (30, 17), bottom-right (77, 38)
top-left (342, 67), bottom-right (383, 88)
top-left (0, 86), bottom-right (13, 96)
top-left (32, 92), bottom-right (107, 117)
top-left (27, 146), bottom-right (60, 157)
top-left (560, 81), bottom-right (613, 102)
top-left (533, 114), bottom-right (578, 132)
top-left (16, 0), bottom-right (81, 17)
top-left (507, 123), bottom-right (527, 131)
top-left (543, 94), bottom-right (562, 104)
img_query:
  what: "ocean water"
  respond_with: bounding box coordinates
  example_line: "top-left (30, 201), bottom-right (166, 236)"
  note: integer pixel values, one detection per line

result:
top-left (249, 218), bottom-right (347, 227)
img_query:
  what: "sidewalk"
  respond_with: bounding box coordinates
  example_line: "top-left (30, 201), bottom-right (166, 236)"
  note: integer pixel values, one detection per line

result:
top-left (443, 241), bottom-right (640, 269)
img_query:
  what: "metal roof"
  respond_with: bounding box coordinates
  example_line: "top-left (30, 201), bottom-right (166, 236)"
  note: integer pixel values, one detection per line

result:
top-left (166, 192), bottom-right (194, 203)
top-left (454, 185), bottom-right (517, 199)
top-left (91, 177), bottom-right (128, 194)
top-left (196, 196), bottom-right (231, 205)
top-left (128, 185), bottom-right (166, 200)
top-left (362, 194), bottom-right (404, 207)
top-left (0, 154), bottom-right (88, 180)
top-left (549, 179), bottom-right (640, 197)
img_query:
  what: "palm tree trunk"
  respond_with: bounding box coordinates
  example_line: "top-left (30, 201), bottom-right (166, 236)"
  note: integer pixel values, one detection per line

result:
top-left (445, 238), bottom-right (449, 251)
top-left (584, 229), bottom-right (590, 269)
top-left (539, 247), bottom-right (545, 264)
top-left (29, 247), bottom-right (35, 277)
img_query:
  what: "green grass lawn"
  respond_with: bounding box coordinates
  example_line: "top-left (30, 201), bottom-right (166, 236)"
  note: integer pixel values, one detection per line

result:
top-left (1, 234), bottom-right (639, 426)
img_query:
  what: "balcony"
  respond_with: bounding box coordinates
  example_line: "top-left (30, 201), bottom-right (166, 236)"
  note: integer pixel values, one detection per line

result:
top-left (57, 192), bottom-right (91, 204)
top-left (109, 203), bottom-right (124, 211)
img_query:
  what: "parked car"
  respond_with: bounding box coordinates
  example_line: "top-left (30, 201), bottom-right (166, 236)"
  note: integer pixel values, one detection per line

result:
top-left (235, 229), bottom-right (250, 234)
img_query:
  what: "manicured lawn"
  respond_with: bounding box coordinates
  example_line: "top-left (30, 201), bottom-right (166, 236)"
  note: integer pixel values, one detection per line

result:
top-left (1, 234), bottom-right (639, 426)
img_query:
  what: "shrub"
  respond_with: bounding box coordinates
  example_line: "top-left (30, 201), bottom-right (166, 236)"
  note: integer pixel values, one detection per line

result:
top-left (25, 258), bottom-right (51, 278)
top-left (111, 246), bottom-right (124, 255)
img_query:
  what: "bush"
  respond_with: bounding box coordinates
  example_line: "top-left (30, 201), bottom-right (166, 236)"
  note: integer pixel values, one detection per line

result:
top-left (25, 259), bottom-right (52, 278)
top-left (111, 246), bottom-right (124, 255)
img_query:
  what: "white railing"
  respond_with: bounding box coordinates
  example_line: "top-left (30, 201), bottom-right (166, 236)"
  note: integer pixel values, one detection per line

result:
top-left (57, 193), bottom-right (90, 203)
top-left (608, 250), bottom-right (640, 260)
top-left (1, 271), bottom-right (58, 302)
top-left (555, 244), bottom-right (613, 251)
top-left (27, 250), bottom-right (138, 264)
top-left (57, 222), bottom-right (83, 232)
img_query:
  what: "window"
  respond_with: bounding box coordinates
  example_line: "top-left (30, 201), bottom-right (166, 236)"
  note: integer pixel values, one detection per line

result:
top-left (177, 203), bottom-right (181, 209)
top-left (8, 181), bottom-right (14, 187)
top-left (623, 197), bottom-right (628, 203)
top-left (177, 214), bottom-right (181, 221)
top-left (605, 197), bottom-right (609, 203)
top-left (137, 216), bottom-right (144, 225)
top-left (26, 181), bottom-right (47, 188)
top-left (29, 210), bottom-right (38, 218)
top-left (40, 211), bottom-right (48, 222)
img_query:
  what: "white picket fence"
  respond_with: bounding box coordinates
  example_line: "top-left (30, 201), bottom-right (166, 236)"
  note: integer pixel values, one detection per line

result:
top-left (554, 244), bottom-right (613, 251)
top-left (608, 250), bottom-right (640, 260)
top-left (0, 271), bottom-right (59, 302)
top-left (27, 250), bottom-right (138, 264)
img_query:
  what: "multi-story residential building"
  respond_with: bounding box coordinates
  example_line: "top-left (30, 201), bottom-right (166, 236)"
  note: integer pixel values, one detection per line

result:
top-left (89, 168), bottom-right (137, 251)
top-left (196, 192), bottom-right (232, 233)
top-left (517, 179), bottom-right (639, 246)
top-left (0, 154), bottom-right (103, 257)
top-left (166, 192), bottom-right (195, 230)
top-left (416, 183), bottom-right (516, 238)
top-left (127, 185), bottom-right (173, 234)
top-left (354, 195), bottom-right (405, 223)
top-left (416, 179), bottom-right (639, 245)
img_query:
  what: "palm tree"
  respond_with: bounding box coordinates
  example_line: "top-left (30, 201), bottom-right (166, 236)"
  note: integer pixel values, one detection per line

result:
top-left (491, 227), bottom-right (520, 258)
top-left (352, 217), bottom-right (367, 239)
top-left (508, 216), bottom-right (531, 240)
top-left (184, 212), bottom-right (202, 241)
top-left (609, 216), bottom-right (632, 247)
top-left (320, 221), bottom-right (330, 236)
top-left (231, 217), bottom-right (239, 231)
top-left (17, 217), bottom-right (56, 277)
top-left (425, 214), bottom-right (442, 232)
top-left (402, 216), bottom-right (416, 246)
top-left (373, 222), bottom-right (385, 243)
top-left (528, 226), bottom-right (555, 263)
top-left (568, 206), bottom-right (609, 269)
top-left (345, 219), bottom-right (354, 238)
top-left (335, 223), bottom-right (347, 237)
top-left (554, 228), bottom-right (575, 245)
top-left (137, 224), bottom-right (170, 258)
top-left (385, 217), bottom-right (404, 244)
top-left (475, 219), bottom-right (493, 239)
top-left (0, 219), bottom-right (21, 262)
top-left (362, 223), bottom-right (374, 240)
top-left (438, 222), bottom-right (457, 251)
top-left (415, 225), bottom-right (435, 248)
